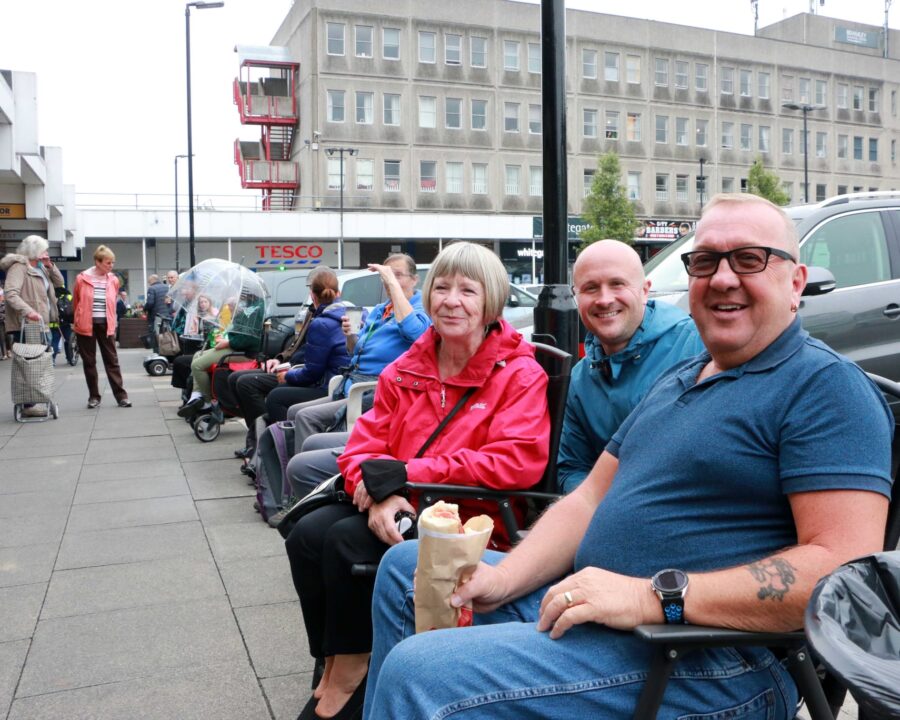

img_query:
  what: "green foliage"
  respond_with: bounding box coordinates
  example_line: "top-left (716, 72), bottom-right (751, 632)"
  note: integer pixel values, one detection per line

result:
top-left (579, 152), bottom-right (640, 250)
top-left (747, 157), bottom-right (790, 206)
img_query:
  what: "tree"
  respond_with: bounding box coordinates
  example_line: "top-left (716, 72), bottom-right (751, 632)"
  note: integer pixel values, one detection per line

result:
top-left (579, 152), bottom-right (640, 250)
top-left (747, 157), bottom-right (790, 206)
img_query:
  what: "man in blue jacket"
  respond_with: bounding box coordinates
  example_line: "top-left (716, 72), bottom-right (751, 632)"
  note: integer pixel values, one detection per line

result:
top-left (558, 240), bottom-right (705, 493)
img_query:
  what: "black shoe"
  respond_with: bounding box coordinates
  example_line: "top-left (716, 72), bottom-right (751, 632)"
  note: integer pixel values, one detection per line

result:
top-left (234, 447), bottom-right (253, 459)
top-left (177, 397), bottom-right (203, 418)
top-left (298, 677), bottom-right (366, 720)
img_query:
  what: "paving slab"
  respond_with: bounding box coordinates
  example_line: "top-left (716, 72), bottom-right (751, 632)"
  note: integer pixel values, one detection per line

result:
top-left (73, 473), bottom-right (189, 504)
top-left (17, 597), bottom-right (248, 697)
top-left (0, 509), bottom-right (69, 549)
top-left (77, 458), bottom-right (184, 484)
top-left (0, 471), bottom-right (76, 498)
top-left (261, 673), bottom-right (313, 720)
top-left (0, 583), bottom-right (46, 642)
top-left (183, 459), bottom-right (255, 500)
top-left (234, 601), bottom-right (313, 679)
top-left (175, 433), bottom-right (246, 463)
top-left (10, 415), bottom-right (93, 437)
top-left (41, 555), bottom-right (223, 619)
top-left (0, 544), bottom-right (59, 588)
top-left (206, 522), bottom-right (286, 564)
top-left (0, 432), bottom-right (89, 460)
top-left (0, 484), bottom-right (76, 518)
top-left (90, 419), bottom-right (170, 440)
top-left (66, 495), bottom-right (197, 533)
top-left (196, 497), bottom-right (262, 526)
top-left (55, 521), bottom-right (209, 570)
top-left (219, 554), bottom-right (297, 608)
top-left (83, 435), bottom-right (175, 465)
top-left (0, 639), bottom-right (29, 719)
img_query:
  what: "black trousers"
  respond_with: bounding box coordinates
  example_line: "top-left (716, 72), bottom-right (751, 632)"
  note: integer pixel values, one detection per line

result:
top-left (285, 504), bottom-right (389, 659)
top-left (265, 384), bottom-right (327, 423)
top-left (231, 370), bottom-right (278, 427)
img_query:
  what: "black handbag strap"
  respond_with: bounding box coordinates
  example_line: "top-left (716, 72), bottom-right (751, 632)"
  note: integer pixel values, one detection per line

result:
top-left (414, 386), bottom-right (478, 458)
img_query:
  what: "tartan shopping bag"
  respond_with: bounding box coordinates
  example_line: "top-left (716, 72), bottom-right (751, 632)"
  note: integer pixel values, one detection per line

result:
top-left (11, 325), bottom-right (54, 405)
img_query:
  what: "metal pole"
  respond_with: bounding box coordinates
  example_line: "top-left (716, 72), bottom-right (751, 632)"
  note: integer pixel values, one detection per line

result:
top-left (802, 107), bottom-right (809, 203)
top-left (174, 156), bottom-right (180, 272)
top-left (698, 157), bottom-right (706, 212)
top-left (185, 5), bottom-right (197, 267)
top-left (338, 148), bottom-right (344, 270)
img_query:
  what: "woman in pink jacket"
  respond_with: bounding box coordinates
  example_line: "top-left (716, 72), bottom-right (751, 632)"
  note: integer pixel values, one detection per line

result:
top-left (285, 242), bottom-right (550, 720)
top-left (72, 245), bottom-right (130, 408)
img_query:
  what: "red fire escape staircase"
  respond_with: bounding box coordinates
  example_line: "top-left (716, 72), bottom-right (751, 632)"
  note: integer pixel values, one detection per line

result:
top-left (233, 47), bottom-right (300, 211)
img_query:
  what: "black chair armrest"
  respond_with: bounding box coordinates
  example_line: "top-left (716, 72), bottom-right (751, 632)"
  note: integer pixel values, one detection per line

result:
top-left (635, 624), bottom-right (806, 648)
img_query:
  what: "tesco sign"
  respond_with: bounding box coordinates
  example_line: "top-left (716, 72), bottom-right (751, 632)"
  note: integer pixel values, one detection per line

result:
top-left (254, 244), bottom-right (324, 265)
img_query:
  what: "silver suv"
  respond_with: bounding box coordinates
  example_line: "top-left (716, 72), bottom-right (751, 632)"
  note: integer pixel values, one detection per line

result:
top-left (644, 192), bottom-right (900, 382)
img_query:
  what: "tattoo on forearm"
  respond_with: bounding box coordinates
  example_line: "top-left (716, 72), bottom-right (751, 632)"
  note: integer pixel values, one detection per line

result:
top-left (746, 558), bottom-right (797, 601)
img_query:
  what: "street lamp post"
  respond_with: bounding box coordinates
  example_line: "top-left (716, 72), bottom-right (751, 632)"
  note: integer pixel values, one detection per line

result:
top-left (698, 157), bottom-right (706, 212)
top-left (782, 101), bottom-right (825, 203)
top-left (185, 1), bottom-right (224, 268)
top-left (174, 154), bottom-right (190, 272)
top-left (324, 146), bottom-right (357, 269)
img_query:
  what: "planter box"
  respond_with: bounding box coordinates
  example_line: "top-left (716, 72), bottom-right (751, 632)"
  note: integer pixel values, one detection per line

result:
top-left (118, 317), bottom-right (150, 349)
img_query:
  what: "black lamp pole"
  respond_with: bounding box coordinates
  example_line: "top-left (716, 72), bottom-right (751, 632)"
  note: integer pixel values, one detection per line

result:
top-left (174, 154), bottom-right (189, 272)
top-left (698, 157), bottom-right (706, 212)
top-left (185, 1), bottom-right (224, 268)
top-left (782, 102), bottom-right (824, 203)
top-left (325, 146), bottom-right (357, 269)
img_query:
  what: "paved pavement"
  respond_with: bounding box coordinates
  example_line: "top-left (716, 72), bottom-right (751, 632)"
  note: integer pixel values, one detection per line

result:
top-left (0, 348), bottom-right (312, 720)
top-left (0, 347), bottom-right (860, 719)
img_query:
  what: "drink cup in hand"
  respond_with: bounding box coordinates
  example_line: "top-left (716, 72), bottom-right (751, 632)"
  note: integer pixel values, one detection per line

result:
top-left (345, 308), bottom-right (364, 333)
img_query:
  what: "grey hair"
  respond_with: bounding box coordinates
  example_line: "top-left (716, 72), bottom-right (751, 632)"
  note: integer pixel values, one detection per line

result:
top-left (148, 274), bottom-right (160, 284)
top-left (17, 235), bottom-right (49, 260)
top-left (383, 253), bottom-right (416, 277)
top-left (422, 242), bottom-right (509, 323)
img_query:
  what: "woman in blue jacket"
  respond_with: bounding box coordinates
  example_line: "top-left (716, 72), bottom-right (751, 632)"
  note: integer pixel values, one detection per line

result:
top-left (264, 267), bottom-right (351, 422)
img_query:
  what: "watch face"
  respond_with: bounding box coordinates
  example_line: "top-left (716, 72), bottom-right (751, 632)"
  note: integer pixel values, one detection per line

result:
top-left (655, 569), bottom-right (688, 592)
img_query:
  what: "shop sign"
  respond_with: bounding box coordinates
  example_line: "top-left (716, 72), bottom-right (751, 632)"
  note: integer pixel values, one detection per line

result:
top-left (638, 220), bottom-right (694, 240)
top-left (253, 243), bottom-right (325, 266)
top-left (0, 204), bottom-right (26, 219)
top-left (835, 26), bottom-right (880, 49)
top-left (532, 216), bottom-right (591, 241)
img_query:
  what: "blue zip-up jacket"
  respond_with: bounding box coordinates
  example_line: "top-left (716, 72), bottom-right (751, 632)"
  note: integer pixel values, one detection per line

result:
top-left (285, 301), bottom-right (352, 387)
top-left (557, 299), bottom-right (705, 494)
top-left (350, 290), bottom-right (431, 376)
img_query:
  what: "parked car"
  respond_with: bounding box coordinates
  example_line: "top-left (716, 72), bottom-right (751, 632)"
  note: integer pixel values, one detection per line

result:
top-left (643, 192), bottom-right (900, 385)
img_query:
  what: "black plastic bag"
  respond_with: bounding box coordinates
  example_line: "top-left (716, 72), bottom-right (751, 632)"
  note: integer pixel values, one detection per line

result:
top-left (805, 551), bottom-right (900, 720)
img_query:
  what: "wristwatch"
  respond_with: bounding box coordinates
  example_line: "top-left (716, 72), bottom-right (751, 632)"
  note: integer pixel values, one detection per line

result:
top-left (651, 568), bottom-right (689, 624)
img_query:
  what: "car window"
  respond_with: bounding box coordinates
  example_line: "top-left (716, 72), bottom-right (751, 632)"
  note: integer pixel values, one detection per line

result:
top-left (274, 276), bottom-right (310, 307)
top-left (342, 274), bottom-right (385, 307)
top-left (643, 233), bottom-right (694, 293)
top-left (799, 211), bottom-right (891, 288)
top-left (509, 286), bottom-right (537, 307)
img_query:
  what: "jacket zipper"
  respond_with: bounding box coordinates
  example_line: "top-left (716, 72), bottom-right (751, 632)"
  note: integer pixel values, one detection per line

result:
top-left (440, 384), bottom-right (446, 409)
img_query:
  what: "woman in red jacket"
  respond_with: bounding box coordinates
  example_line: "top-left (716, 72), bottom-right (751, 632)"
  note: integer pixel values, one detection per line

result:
top-left (286, 242), bottom-right (550, 720)
top-left (72, 245), bottom-right (130, 408)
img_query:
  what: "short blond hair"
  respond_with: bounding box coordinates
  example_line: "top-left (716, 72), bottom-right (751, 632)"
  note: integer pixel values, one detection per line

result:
top-left (702, 193), bottom-right (799, 256)
top-left (93, 245), bottom-right (115, 263)
top-left (422, 242), bottom-right (509, 323)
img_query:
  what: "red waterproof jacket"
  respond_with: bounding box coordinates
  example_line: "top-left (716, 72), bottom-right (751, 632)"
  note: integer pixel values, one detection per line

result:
top-left (338, 319), bottom-right (550, 549)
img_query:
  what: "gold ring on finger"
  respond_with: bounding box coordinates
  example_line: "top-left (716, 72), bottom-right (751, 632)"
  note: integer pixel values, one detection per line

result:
top-left (564, 590), bottom-right (574, 608)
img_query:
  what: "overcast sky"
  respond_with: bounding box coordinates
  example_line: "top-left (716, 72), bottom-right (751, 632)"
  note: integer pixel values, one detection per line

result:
top-left (2, 0), bottom-right (896, 204)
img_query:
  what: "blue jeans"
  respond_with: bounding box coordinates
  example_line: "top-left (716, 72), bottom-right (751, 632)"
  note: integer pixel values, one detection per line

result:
top-left (364, 542), bottom-right (798, 720)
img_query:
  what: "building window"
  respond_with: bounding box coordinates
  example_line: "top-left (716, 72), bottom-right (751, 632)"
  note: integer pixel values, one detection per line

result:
top-left (326, 90), bottom-right (344, 122)
top-left (627, 112), bottom-right (641, 142)
top-left (626, 54), bottom-right (641, 84)
top-left (837, 184), bottom-right (848, 195)
top-left (627, 171), bottom-right (641, 200)
top-left (529, 166), bottom-right (543, 196)
top-left (869, 87), bottom-right (879, 112)
top-left (853, 136), bottom-right (863, 160)
top-left (722, 122), bottom-right (734, 149)
top-left (816, 183), bottom-right (827, 202)
top-left (583, 168), bottom-right (595, 197)
top-left (355, 26), bottom-right (373, 58)
top-left (676, 174), bottom-right (689, 202)
top-left (853, 85), bottom-right (864, 110)
top-left (781, 74), bottom-right (794, 102)
top-left (356, 159), bottom-right (373, 190)
top-left (674, 60), bottom-right (688, 89)
top-left (758, 71), bottom-right (770, 99)
top-left (504, 102), bottom-right (519, 132)
top-left (695, 118), bottom-right (708, 146)
top-left (445, 34), bottom-right (462, 65)
top-left (759, 126), bottom-right (770, 153)
top-left (695, 63), bottom-right (709, 91)
top-left (604, 52), bottom-right (619, 82)
top-left (815, 79), bottom-right (826, 106)
top-left (837, 134), bottom-right (848, 159)
top-left (869, 138), bottom-right (878, 161)
top-left (654, 58), bottom-right (668, 86)
top-left (582, 49), bottom-right (597, 79)
top-left (355, 92), bottom-right (373, 124)
top-left (445, 97), bottom-right (462, 129)
top-left (445, 162), bottom-right (463, 193)
top-left (892, 90), bottom-right (897, 116)
top-left (722, 176), bottom-right (734, 193)
top-left (420, 160), bottom-right (437, 192)
top-left (384, 160), bottom-right (400, 191)
top-left (419, 31), bottom-right (436, 63)
top-left (892, 139), bottom-right (897, 162)
top-left (471, 99), bottom-right (487, 130)
top-left (721, 66), bottom-right (734, 95)
top-left (503, 40), bottom-right (519, 71)
top-left (471, 36), bottom-right (487, 68)
top-left (327, 158), bottom-right (344, 190)
top-left (326, 22), bottom-right (344, 55)
top-left (528, 104), bottom-right (542, 134)
top-left (527, 42), bottom-right (541, 73)
top-left (505, 165), bottom-right (520, 195)
top-left (583, 108), bottom-right (598, 138)
top-left (815, 131), bottom-right (827, 158)
top-left (472, 163), bottom-right (488, 194)
top-left (783, 181), bottom-right (793, 201)
top-left (675, 117), bottom-right (688, 146)
top-left (782, 128), bottom-right (793, 155)
top-left (383, 93), bottom-right (400, 126)
top-left (418, 96), bottom-right (436, 128)
top-left (837, 83), bottom-right (849, 109)
top-left (740, 123), bottom-right (752, 151)
top-left (799, 78), bottom-right (811, 104)
top-left (739, 68), bottom-right (752, 97)
top-left (655, 114), bottom-right (668, 144)
top-left (606, 110), bottom-right (620, 139)
top-left (655, 173), bottom-right (668, 202)
top-left (383, 28), bottom-right (400, 60)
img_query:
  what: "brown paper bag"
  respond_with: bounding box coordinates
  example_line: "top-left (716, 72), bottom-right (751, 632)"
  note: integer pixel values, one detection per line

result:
top-left (414, 509), bottom-right (494, 633)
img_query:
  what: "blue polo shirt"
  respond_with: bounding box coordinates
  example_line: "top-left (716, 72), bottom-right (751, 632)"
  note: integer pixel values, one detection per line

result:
top-left (575, 318), bottom-right (894, 578)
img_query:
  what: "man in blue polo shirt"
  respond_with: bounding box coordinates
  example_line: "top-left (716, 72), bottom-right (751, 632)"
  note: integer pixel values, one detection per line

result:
top-left (363, 193), bottom-right (894, 719)
top-left (558, 240), bottom-right (705, 493)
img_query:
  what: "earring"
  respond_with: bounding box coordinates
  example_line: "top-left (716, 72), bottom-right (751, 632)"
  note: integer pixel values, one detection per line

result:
top-left (790, 303), bottom-right (798, 313)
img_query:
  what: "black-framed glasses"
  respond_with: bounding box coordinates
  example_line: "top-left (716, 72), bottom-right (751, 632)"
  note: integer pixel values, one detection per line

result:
top-left (680, 246), bottom-right (796, 278)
